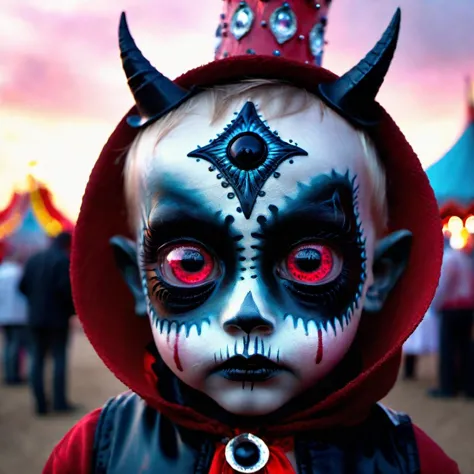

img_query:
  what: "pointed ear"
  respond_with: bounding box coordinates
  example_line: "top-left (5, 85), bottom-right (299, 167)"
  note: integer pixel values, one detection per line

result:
top-left (110, 235), bottom-right (147, 318)
top-left (364, 230), bottom-right (412, 314)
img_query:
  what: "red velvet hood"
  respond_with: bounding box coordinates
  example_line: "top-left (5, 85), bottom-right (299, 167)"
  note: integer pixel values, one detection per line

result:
top-left (72, 56), bottom-right (442, 438)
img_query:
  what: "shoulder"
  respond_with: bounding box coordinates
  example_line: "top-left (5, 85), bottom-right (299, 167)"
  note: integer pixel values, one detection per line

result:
top-left (413, 425), bottom-right (460, 474)
top-left (43, 409), bottom-right (101, 474)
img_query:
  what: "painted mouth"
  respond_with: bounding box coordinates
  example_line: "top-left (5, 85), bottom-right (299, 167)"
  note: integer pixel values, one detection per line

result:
top-left (212, 355), bottom-right (285, 382)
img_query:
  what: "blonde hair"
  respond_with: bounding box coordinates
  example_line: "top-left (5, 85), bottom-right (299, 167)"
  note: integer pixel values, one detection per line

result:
top-left (125, 79), bottom-right (388, 235)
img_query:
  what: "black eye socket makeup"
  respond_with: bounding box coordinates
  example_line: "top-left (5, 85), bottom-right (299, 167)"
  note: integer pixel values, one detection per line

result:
top-left (141, 226), bottom-right (229, 314)
top-left (251, 170), bottom-right (367, 334)
top-left (137, 180), bottom-right (245, 315)
top-left (143, 236), bottom-right (223, 312)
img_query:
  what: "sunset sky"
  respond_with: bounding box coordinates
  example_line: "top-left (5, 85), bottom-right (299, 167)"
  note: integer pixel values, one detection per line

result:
top-left (0, 0), bottom-right (473, 219)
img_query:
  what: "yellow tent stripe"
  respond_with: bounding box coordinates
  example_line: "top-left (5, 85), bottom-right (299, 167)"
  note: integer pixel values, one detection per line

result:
top-left (28, 178), bottom-right (63, 237)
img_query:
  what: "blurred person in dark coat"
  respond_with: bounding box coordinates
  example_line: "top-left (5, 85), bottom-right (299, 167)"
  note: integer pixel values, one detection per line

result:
top-left (0, 247), bottom-right (29, 385)
top-left (429, 238), bottom-right (474, 399)
top-left (19, 232), bottom-right (76, 415)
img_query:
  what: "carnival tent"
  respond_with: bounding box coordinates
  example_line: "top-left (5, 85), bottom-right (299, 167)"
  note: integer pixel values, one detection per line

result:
top-left (0, 175), bottom-right (74, 260)
top-left (426, 79), bottom-right (474, 220)
top-left (425, 79), bottom-right (474, 248)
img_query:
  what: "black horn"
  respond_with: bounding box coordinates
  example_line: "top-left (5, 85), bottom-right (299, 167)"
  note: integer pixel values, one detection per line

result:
top-left (318, 8), bottom-right (401, 127)
top-left (119, 12), bottom-right (195, 128)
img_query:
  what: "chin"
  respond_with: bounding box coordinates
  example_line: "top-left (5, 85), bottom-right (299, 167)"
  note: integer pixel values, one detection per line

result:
top-left (205, 374), bottom-right (296, 416)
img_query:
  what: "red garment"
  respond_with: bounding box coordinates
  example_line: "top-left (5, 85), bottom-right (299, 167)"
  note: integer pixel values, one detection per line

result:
top-left (43, 412), bottom-right (459, 474)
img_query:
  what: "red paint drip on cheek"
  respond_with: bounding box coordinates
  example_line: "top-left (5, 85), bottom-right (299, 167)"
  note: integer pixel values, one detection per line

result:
top-left (316, 328), bottom-right (324, 364)
top-left (173, 332), bottom-right (184, 372)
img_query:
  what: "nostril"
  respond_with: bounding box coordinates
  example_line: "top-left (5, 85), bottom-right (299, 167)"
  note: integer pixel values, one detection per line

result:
top-left (223, 315), bottom-right (274, 335)
top-left (255, 324), bottom-right (274, 335)
top-left (223, 324), bottom-right (243, 336)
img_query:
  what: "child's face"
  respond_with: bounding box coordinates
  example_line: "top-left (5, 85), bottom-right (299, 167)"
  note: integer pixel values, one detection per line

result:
top-left (133, 92), bottom-right (379, 416)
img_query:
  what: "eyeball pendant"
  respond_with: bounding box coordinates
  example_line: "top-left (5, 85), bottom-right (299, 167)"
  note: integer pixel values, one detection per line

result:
top-left (225, 433), bottom-right (270, 473)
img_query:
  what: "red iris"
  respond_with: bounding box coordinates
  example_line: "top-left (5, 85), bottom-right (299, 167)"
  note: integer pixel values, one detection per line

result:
top-left (285, 243), bottom-right (335, 284)
top-left (161, 244), bottom-right (215, 286)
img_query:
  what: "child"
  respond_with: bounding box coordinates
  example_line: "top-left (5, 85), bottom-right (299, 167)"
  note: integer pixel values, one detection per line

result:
top-left (45, 1), bottom-right (458, 472)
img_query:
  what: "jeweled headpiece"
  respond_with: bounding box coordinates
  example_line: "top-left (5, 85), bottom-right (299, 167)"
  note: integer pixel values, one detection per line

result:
top-left (215, 0), bottom-right (333, 66)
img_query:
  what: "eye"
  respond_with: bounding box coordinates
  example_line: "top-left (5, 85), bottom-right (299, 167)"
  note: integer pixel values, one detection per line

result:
top-left (157, 242), bottom-right (221, 287)
top-left (279, 242), bottom-right (342, 285)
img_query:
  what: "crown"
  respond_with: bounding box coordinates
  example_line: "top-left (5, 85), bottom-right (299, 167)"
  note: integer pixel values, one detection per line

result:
top-left (215, 0), bottom-right (333, 65)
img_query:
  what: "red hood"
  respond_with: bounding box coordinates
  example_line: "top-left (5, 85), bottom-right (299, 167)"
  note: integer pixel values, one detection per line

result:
top-left (72, 56), bottom-right (442, 438)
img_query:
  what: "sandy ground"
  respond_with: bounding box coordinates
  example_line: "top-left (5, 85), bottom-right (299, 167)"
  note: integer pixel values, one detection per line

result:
top-left (0, 328), bottom-right (473, 474)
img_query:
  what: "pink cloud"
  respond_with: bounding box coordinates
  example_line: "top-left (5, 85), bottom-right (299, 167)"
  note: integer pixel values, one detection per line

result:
top-left (0, 0), bottom-right (472, 161)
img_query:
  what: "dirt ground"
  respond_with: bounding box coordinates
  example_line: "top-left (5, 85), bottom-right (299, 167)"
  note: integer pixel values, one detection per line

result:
top-left (0, 328), bottom-right (473, 474)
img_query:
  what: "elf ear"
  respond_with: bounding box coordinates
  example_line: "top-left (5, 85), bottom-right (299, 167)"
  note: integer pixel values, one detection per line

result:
top-left (364, 230), bottom-right (412, 313)
top-left (110, 235), bottom-right (147, 318)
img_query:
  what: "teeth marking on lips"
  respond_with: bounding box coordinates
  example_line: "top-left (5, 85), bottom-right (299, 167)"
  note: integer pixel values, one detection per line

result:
top-left (214, 336), bottom-right (277, 365)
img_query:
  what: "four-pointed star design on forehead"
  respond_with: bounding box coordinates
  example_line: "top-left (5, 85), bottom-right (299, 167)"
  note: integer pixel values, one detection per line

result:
top-left (188, 101), bottom-right (308, 218)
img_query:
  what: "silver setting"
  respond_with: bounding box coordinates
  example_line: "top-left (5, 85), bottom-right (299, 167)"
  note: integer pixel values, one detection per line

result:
top-left (225, 433), bottom-right (270, 473)
top-left (309, 21), bottom-right (325, 65)
top-left (269, 4), bottom-right (298, 45)
top-left (231, 2), bottom-right (255, 41)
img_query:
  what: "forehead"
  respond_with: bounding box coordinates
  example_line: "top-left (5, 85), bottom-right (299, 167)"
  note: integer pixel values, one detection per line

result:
top-left (134, 88), bottom-right (371, 219)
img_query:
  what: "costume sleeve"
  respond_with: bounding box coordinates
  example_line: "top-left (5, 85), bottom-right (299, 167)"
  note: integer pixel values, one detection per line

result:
top-left (43, 409), bottom-right (101, 474)
top-left (413, 425), bottom-right (460, 474)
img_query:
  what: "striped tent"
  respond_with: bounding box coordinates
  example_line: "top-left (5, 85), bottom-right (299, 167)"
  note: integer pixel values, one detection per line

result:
top-left (0, 175), bottom-right (74, 260)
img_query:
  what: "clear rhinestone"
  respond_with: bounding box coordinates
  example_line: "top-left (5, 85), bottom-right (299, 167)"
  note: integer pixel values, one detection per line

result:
top-left (269, 5), bottom-right (297, 45)
top-left (230, 2), bottom-right (255, 41)
top-left (309, 22), bottom-right (325, 65)
top-left (215, 24), bottom-right (223, 53)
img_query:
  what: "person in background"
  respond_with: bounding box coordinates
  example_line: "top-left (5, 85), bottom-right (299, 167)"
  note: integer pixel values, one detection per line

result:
top-left (402, 304), bottom-right (439, 380)
top-left (0, 247), bottom-right (29, 385)
top-left (19, 232), bottom-right (76, 415)
top-left (429, 238), bottom-right (474, 398)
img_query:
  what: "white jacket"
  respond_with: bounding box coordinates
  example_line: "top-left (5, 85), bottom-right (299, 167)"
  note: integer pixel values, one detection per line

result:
top-left (0, 261), bottom-right (28, 326)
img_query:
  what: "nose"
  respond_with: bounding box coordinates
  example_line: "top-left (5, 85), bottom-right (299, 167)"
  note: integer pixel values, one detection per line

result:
top-left (223, 291), bottom-right (274, 335)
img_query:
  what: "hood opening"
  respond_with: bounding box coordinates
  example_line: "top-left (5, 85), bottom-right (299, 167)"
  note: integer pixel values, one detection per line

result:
top-left (72, 56), bottom-right (442, 437)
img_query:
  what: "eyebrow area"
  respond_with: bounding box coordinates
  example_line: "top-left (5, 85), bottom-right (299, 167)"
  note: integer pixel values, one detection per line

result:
top-left (256, 172), bottom-right (358, 237)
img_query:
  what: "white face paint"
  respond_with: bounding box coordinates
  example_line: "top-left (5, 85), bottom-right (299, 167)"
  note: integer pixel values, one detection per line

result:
top-left (132, 87), bottom-right (378, 416)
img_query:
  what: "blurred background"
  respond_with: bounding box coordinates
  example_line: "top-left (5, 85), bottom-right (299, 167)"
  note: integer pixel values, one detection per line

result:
top-left (0, 0), bottom-right (473, 472)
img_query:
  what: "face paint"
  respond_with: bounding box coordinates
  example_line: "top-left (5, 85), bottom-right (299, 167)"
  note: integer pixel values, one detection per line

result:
top-left (255, 171), bottom-right (366, 339)
top-left (188, 101), bottom-right (308, 218)
top-left (133, 90), bottom-right (378, 416)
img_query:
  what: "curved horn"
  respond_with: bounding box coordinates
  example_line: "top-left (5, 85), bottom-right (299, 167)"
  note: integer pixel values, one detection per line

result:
top-left (318, 8), bottom-right (401, 127)
top-left (119, 12), bottom-right (191, 128)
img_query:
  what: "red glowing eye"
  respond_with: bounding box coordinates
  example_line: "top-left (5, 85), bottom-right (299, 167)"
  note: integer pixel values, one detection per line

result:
top-left (285, 244), bottom-right (335, 284)
top-left (161, 244), bottom-right (216, 286)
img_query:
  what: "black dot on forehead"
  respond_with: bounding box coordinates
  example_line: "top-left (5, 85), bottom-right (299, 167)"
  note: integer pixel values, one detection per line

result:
top-left (227, 132), bottom-right (267, 171)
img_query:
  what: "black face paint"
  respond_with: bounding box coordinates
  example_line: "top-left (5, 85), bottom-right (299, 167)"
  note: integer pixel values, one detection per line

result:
top-left (139, 180), bottom-right (242, 336)
top-left (187, 101), bottom-right (308, 218)
top-left (252, 170), bottom-right (366, 335)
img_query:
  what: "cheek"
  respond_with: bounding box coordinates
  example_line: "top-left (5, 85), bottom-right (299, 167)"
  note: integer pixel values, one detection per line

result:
top-left (279, 313), bottom-right (361, 384)
top-left (150, 321), bottom-right (224, 388)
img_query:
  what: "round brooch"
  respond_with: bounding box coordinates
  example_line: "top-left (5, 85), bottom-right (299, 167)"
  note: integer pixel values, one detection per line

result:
top-left (224, 433), bottom-right (270, 473)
